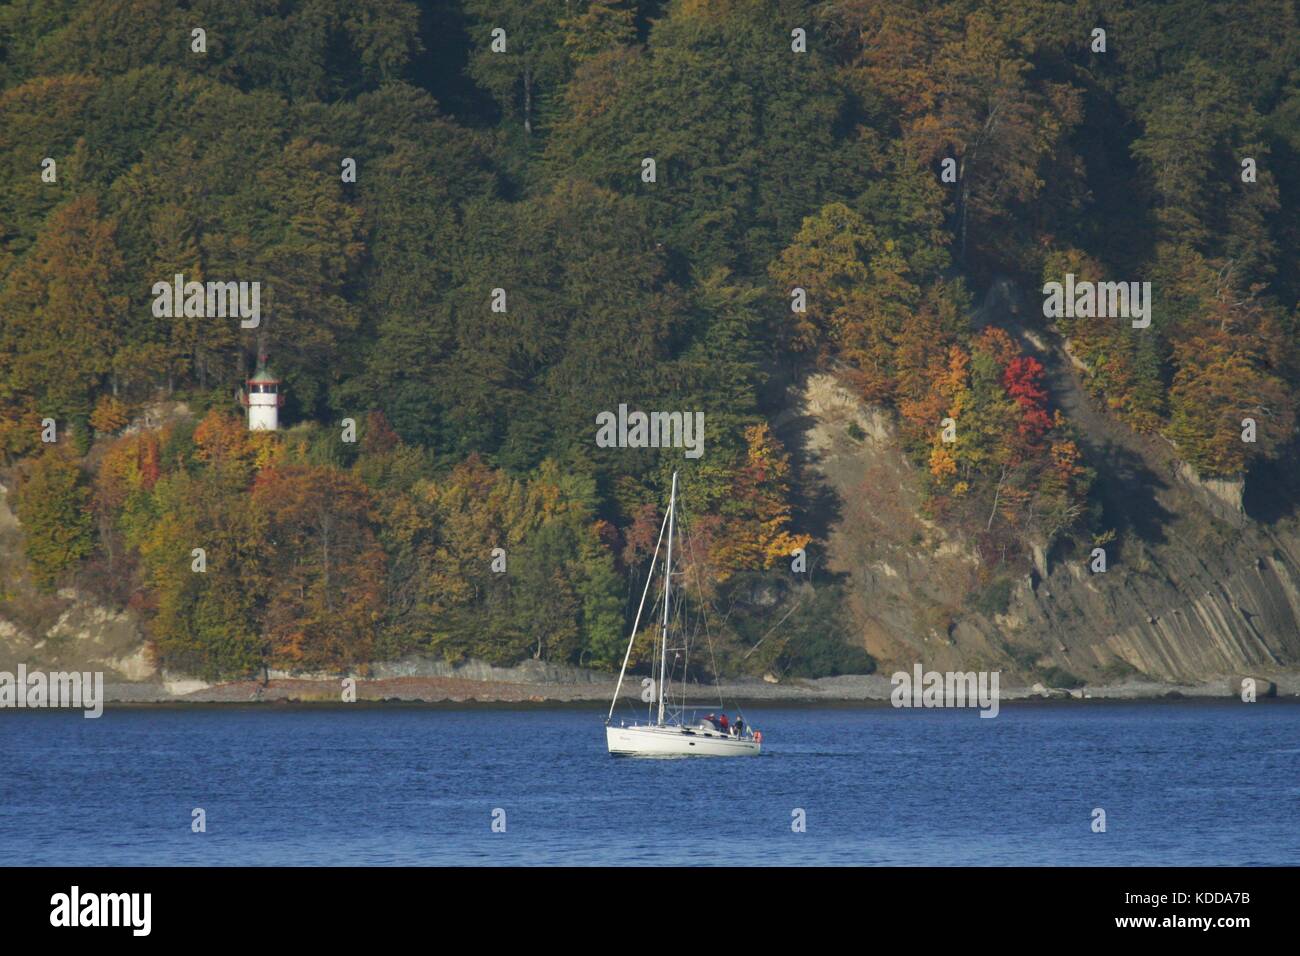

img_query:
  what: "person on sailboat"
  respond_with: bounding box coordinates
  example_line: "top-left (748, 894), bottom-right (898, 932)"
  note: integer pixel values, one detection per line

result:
top-left (734, 716), bottom-right (745, 737)
top-left (719, 713), bottom-right (730, 734)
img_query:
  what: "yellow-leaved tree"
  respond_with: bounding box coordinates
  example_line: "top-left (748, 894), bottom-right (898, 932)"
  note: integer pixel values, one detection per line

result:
top-left (710, 423), bottom-right (809, 579)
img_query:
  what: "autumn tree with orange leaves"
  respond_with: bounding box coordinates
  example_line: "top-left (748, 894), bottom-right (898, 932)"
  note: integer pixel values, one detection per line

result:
top-left (253, 466), bottom-right (385, 667)
top-left (709, 424), bottom-right (811, 578)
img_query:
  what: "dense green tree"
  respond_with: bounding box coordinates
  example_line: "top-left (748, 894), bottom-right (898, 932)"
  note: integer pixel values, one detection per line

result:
top-left (0, 195), bottom-right (125, 426)
top-left (547, 0), bottom-right (863, 271)
top-left (1132, 60), bottom-right (1276, 269)
top-left (128, 466), bottom-right (266, 678)
top-left (15, 0), bottom-right (422, 101)
top-left (464, 0), bottom-right (573, 138)
top-left (14, 445), bottom-right (94, 590)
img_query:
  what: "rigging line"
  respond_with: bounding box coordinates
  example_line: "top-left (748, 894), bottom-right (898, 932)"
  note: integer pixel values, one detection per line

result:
top-left (714, 593), bottom-right (739, 630)
top-left (742, 593), bottom-right (804, 659)
top-left (676, 583), bottom-right (689, 719)
top-left (680, 509), bottom-right (734, 720)
top-left (632, 576), bottom-right (668, 724)
top-left (747, 556), bottom-right (823, 671)
top-left (741, 555), bottom-right (817, 659)
top-left (607, 499), bottom-right (671, 724)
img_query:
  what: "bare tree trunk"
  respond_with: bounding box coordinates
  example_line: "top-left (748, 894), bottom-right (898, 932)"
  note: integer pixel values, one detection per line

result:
top-left (523, 66), bottom-right (533, 137)
top-left (986, 465), bottom-right (1009, 532)
top-left (960, 184), bottom-right (969, 262)
top-left (321, 515), bottom-right (333, 612)
top-left (958, 157), bottom-right (970, 262)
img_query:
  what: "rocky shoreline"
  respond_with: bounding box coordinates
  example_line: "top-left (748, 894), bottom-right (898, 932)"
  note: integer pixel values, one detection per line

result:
top-left (89, 655), bottom-right (1298, 706)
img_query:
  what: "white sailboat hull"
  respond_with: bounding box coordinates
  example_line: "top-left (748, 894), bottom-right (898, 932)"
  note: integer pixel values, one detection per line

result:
top-left (603, 473), bottom-right (766, 759)
top-left (606, 724), bottom-right (761, 757)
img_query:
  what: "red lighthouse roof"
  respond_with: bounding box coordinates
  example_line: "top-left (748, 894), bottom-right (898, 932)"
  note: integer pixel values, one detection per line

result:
top-left (247, 355), bottom-right (279, 384)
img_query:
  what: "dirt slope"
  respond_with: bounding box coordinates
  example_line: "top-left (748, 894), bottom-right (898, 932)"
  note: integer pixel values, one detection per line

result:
top-left (774, 278), bottom-right (1300, 686)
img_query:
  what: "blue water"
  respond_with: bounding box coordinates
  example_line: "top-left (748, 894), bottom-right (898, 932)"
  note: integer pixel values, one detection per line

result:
top-left (1, 701), bottom-right (1296, 865)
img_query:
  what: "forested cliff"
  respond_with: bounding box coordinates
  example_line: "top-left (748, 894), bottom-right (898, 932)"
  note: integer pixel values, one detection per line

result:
top-left (1, 0), bottom-right (1298, 687)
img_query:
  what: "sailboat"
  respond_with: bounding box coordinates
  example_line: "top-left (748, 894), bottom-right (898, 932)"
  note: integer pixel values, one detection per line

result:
top-left (605, 471), bottom-right (763, 757)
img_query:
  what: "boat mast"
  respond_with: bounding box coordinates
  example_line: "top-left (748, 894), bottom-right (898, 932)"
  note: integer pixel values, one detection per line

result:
top-left (605, 503), bottom-right (671, 724)
top-left (658, 472), bottom-right (677, 726)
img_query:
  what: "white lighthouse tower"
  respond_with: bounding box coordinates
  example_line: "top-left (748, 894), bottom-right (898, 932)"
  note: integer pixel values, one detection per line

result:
top-left (239, 355), bottom-right (283, 431)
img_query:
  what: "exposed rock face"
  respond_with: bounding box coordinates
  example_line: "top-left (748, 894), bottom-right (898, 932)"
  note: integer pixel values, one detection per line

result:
top-left (1012, 532), bottom-right (1300, 683)
top-left (0, 405), bottom-right (198, 683)
top-left (0, 487), bottom-right (156, 680)
top-left (1173, 460), bottom-right (1246, 522)
top-left (778, 316), bottom-right (1300, 687)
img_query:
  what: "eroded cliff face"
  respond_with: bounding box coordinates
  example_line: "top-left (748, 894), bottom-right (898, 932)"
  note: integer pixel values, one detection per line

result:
top-left (779, 321), bottom-right (1300, 687)
top-left (0, 483), bottom-right (156, 681)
